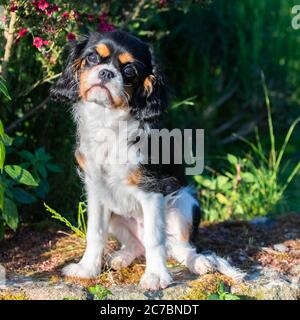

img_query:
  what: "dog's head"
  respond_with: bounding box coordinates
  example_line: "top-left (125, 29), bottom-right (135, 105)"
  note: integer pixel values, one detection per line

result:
top-left (51, 31), bottom-right (168, 122)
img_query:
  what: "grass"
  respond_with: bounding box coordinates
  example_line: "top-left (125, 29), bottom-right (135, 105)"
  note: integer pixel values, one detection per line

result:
top-left (44, 201), bottom-right (87, 239)
top-left (194, 73), bottom-right (300, 221)
top-left (88, 285), bottom-right (112, 300)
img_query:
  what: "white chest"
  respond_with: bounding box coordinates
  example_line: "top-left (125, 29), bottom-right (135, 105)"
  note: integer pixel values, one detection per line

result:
top-left (74, 102), bottom-right (143, 217)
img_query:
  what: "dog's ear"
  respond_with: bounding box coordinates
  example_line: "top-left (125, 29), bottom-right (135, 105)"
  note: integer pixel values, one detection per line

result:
top-left (50, 37), bottom-right (88, 103)
top-left (131, 50), bottom-right (169, 123)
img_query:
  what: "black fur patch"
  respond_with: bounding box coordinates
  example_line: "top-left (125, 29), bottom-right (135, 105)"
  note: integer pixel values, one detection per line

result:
top-left (190, 204), bottom-right (202, 252)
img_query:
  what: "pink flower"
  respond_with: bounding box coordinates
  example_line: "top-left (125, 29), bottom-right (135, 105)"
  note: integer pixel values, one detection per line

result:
top-left (18, 28), bottom-right (28, 38)
top-left (45, 3), bottom-right (59, 16)
top-left (33, 37), bottom-right (44, 49)
top-left (61, 12), bottom-right (69, 19)
top-left (43, 40), bottom-right (50, 45)
top-left (0, 15), bottom-right (7, 25)
top-left (87, 14), bottom-right (94, 22)
top-left (73, 10), bottom-right (80, 20)
top-left (38, 0), bottom-right (49, 11)
top-left (52, 4), bottom-right (59, 12)
top-left (45, 10), bottom-right (52, 17)
top-left (98, 14), bottom-right (115, 32)
top-left (159, 0), bottom-right (167, 6)
top-left (67, 32), bottom-right (76, 41)
top-left (10, 3), bottom-right (18, 12)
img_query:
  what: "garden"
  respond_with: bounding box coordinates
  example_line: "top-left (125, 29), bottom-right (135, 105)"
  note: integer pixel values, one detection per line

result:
top-left (0, 0), bottom-right (300, 300)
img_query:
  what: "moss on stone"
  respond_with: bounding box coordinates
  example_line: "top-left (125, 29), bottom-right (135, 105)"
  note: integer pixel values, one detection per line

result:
top-left (179, 273), bottom-right (233, 300)
top-left (0, 290), bottom-right (28, 300)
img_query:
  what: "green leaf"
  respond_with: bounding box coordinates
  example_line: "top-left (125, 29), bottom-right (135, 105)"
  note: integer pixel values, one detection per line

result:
top-left (224, 293), bottom-right (241, 300)
top-left (46, 163), bottom-right (61, 173)
top-left (0, 184), bottom-right (4, 210)
top-left (88, 285), bottom-right (112, 300)
top-left (35, 148), bottom-right (52, 161)
top-left (4, 165), bottom-right (38, 186)
top-left (0, 120), bottom-right (4, 137)
top-left (194, 176), bottom-right (216, 190)
top-left (0, 77), bottom-right (12, 100)
top-left (2, 197), bottom-right (19, 231)
top-left (13, 188), bottom-right (37, 204)
top-left (235, 204), bottom-right (244, 215)
top-left (241, 172), bottom-right (255, 183)
top-left (37, 164), bottom-right (47, 179)
top-left (1, 133), bottom-right (13, 146)
top-left (216, 176), bottom-right (229, 189)
top-left (216, 193), bottom-right (229, 205)
top-left (208, 294), bottom-right (220, 300)
top-left (0, 141), bottom-right (5, 173)
top-left (227, 154), bottom-right (238, 166)
top-left (19, 150), bottom-right (34, 161)
top-left (218, 282), bottom-right (225, 293)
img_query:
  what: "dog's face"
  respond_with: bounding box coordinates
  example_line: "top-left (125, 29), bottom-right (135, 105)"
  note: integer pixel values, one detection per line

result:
top-left (51, 31), bottom-right (168, 122)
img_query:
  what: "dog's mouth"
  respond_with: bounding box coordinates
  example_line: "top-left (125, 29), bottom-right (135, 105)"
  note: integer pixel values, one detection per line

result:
top-left (86, 83), bottom-right (125, 108)
top-left (86, 84), bottom-right (114, 104)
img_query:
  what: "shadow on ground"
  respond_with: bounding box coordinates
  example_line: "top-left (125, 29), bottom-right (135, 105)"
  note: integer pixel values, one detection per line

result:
top-left (0, 214), bottom-right (299, 299)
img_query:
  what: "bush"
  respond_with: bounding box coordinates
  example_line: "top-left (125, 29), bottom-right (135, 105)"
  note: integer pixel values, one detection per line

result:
top-left (194, 75), bottom-right (300, 221)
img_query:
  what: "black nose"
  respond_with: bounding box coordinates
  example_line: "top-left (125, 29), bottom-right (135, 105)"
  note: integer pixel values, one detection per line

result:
top-left (99, 69), bottom-right (115, 82)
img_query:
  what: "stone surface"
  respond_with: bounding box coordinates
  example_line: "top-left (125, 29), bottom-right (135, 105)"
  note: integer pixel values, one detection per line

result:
top-left (0, 276), bottom-right (88, 300)
top-left (109, 283), bottom-right (191, 300)
top-left (1, 266), bottom-right (299, 300)
top-left (232, 268), bottom-right (300, 300)
top-left (273, 244), bottom-right (289, 253)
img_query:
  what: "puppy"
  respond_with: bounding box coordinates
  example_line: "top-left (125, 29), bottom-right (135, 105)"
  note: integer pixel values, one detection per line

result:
top-left (51, 30), bottom-right (244, 290)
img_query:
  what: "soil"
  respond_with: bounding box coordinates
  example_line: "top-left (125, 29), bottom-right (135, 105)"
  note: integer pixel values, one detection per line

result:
top-left (0, 214), bottom-right (299, 300)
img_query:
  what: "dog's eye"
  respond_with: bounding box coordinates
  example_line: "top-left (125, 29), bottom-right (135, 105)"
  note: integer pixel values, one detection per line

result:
top-left (87, 52), bottom-right (100, 65)
top-left (123, 65), bottom-right (136, 78)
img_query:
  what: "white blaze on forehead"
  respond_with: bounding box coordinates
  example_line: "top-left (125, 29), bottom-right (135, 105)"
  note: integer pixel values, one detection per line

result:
top-left (85, 63), bottom-right (121, 84)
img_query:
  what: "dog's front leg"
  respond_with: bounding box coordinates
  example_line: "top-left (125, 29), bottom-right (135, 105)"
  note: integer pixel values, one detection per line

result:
top-left (63, 177), bottom-right (111, 278)
top-left (137, 192), bottom-right (173, 290)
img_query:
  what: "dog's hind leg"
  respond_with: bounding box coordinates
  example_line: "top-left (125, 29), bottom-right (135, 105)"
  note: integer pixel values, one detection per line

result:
top-left (108, 214), bottom-right (144, 270)
top-left (166, 187), bottom-right (245, 282)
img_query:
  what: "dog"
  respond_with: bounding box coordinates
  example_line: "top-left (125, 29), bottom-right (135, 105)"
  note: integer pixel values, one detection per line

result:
top-left (51, 30), bottom-right (244, 290)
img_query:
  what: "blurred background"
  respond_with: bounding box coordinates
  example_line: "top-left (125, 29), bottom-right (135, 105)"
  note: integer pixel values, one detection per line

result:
top-left (0, 0), bottom-right (300, 237)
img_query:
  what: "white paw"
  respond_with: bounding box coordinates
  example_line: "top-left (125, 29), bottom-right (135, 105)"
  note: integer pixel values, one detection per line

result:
top-left (139, 271), bottom-right (173, 290)
top-left (190, 255), bottom-right (215, 275)
top-left (62, 263), bottom-right (100, 279)
top-left (108, 251), bottom-right (134, 270)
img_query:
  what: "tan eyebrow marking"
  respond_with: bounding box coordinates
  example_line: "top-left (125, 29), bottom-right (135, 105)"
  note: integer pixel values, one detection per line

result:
top-left (118, 52), bottom-right (134, 64)
top-left (143, 75), bottom-right (155, 96)
top-left (96, 43), bottom-right (110, 58)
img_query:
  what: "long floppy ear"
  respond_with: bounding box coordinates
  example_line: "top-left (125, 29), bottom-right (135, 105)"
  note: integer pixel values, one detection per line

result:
top-left (131, 51), bottom-right (169, 123)
top-left (50, 37), bottom-right (88, 102)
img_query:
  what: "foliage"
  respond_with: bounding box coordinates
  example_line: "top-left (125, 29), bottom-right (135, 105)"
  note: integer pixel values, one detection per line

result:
top-left (0, 77), bottom-right (60, 238)
top-left (88, 284), bottom-right (112, 300)
top-left (0, 118), bottom-right (38, 235)
top-left (195, 75), bottom-right (300, 221)
top-left (44, 201), bottom-right (86, 238)
top-left (0, 123), bottom-right (59, 236)
top-left (0, 76), bottom-right (11, 100)
top-left (207, 282), bottom-right (241, 300)
top-left (1, 0), bottom-right (300, 227)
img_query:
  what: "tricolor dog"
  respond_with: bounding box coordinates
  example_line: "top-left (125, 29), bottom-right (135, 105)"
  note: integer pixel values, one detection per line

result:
top-left (51, 30), bottom-right (244, 290)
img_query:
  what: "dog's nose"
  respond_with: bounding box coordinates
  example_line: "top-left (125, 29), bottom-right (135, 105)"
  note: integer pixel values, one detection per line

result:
top-left (99, 69), bottom-right (115, 82)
